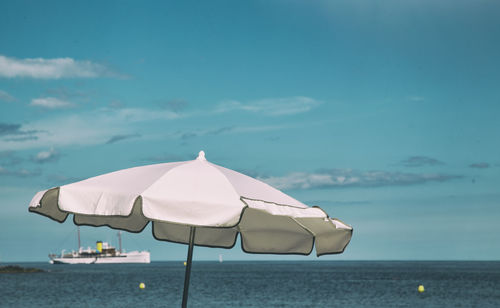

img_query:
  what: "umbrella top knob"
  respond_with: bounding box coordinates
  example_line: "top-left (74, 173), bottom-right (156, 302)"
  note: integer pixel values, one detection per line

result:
top-left (196, 150), bottom-right (206, 161)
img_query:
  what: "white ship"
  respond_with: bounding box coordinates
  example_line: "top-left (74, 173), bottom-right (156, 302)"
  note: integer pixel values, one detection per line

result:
top-left (49, 229), bottom-right (150, 264)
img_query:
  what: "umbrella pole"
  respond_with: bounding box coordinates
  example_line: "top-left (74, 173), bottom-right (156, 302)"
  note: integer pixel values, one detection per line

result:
top-left (182, 226), bottom-right (196, 308)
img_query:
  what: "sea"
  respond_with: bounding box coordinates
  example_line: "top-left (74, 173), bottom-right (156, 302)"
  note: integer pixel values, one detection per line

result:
top-left (1, 261), bottom-right (499, 307)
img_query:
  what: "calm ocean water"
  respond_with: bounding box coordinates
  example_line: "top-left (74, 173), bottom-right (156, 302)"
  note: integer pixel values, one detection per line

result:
top-left (1, 261), bottom-right (499, 307)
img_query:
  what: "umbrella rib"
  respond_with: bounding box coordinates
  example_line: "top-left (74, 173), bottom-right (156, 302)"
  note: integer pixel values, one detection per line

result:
top-left (240, 196), bottom-right (311, 210)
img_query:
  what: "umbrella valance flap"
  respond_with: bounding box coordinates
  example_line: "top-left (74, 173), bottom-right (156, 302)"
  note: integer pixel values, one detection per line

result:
top-left (29, 188), bottom-right (67, 223)
top-left (238, 199), bottom-right (352, 256)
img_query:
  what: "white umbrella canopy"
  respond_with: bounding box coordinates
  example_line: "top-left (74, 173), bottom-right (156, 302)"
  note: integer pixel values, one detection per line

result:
top-left (29, 151), bottom-right (352, 306)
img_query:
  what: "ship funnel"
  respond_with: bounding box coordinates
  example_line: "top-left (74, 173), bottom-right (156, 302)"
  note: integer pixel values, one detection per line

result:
top-left (96, 241), bottom-right (103, 253)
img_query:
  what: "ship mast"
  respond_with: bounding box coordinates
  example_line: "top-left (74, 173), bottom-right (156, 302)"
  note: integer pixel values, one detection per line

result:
top-left (77, 226), bottom-right (81, 251)
top-left (118, 231), bottom-right (122, 253)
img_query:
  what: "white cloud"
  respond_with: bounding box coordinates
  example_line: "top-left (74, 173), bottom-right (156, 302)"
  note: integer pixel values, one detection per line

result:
top-left (399, 156), bottom-right (444, 167)
top-left (30, 97), bottom-right (74, 109)
top-left (0, 95), bottom-right (298, 151)
top-left (0, 106), bottom-right (184, 150)
top-left (0, 89), bottom-right (16, 102)
top-left (0, 54), bottom-right (120, 79)
top-left (111, 107), bottom-right (180, 122)
top-left (215, 96), bottom-right (321, 116)
top-left (259, 169), bottom-right (462, 190)
top-left (32, 147), bottom-right (60, 163)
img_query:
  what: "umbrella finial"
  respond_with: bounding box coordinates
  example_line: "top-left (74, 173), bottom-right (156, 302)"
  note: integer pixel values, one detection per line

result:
top-left (197, 150), bottom-right (206, 161)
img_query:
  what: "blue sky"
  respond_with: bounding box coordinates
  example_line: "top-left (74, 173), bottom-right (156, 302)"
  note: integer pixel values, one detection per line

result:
top-left (1, 0), bottom-right (499, 262)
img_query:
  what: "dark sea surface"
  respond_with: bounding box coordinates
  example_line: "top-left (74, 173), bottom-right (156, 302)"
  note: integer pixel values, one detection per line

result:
top-left (1, 261), bottom-right (499, 307)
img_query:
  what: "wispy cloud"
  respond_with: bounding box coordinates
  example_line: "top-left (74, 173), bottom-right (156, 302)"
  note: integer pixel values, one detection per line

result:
top-left (3, 135), bottom-right (39, 142)
top-left (0, 89), bottom-right (16, 102)
top-left (0, 106), bottom-right (182, 150)
top-left (105, 133), bottom-right (141, 144)
top-left (306, 200), bottom-right (372, 206)
top-left (174, 124), bottom-right (286, 142)
top-left (259, 169), bottom-right (462, 190)
top-left (399, 156), bottom-right (444, 167)
top-left (30, 97), bottom-right (74, 109)
top-left (46, 174), bottom-right (85, 186)
top-left (0, 123), bottom-right (23, 136)
top-left (0, 100), bottom-right (288, 150)
top-left (180, 132), bottom-right (198, 140)
top-left (469, 162), bottom-right (490, 169)
top-left (0, 54), bottom-right (123, 79)
top-left (0, 166), bottom-right (41, 177)
top-left (0, 123), bottom-right (39, 141)
top-left (157, 99), bottom-right (189, 113)
top-left (215, 96), bottom-right (321, 116)
top-left (108, 100), bottom-right (125, 109)
top-left (0, 151), bottom-right (23, 166)
top-left (110, 107), bottom-right (181, 122)
top-left (139, 153), bottom-right (190, 163)
top-left (45, 86), bottom-right (90, 100)
top-left (32, 147), bottom-right (60, 163)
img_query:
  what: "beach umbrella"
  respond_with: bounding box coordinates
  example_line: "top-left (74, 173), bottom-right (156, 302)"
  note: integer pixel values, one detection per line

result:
top-left (28, 151), bottom-right (352, 307)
